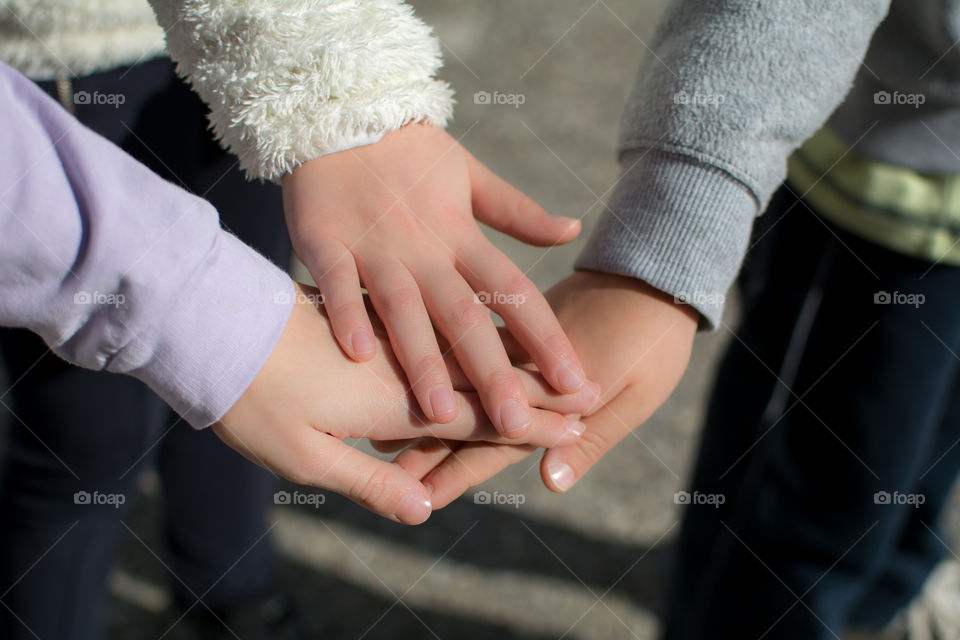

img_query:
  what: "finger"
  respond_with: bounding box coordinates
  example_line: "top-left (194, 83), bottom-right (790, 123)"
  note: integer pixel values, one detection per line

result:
top-left (305, 436), bottom-right (434, 524)
top-left (518, 370), bottom-right (600, 413)
top-left (393, 438), bottom-right (462, 479)
top-left (438, 327), bottom-right (528, 366)
top-left (540, 391), bottom-right (642, 493)
top-left (415, 265), bottom-right (534, 438)
top-left (362, 260), bottom-right (458, 423)
top-left (370, 388), bottom-right (584, 448)
top-left (412, 441), bottom-right (536, 509)
top-left (519, 407), bottom-right (585, 447)
top-left (445, 360), bottom-right (600, 415)
top-left (460, 245), bottom-right (590, 399)
top-left (466, 152), bottom-right (580, 246)
top-left (300, 237), bottom-right (376, 361)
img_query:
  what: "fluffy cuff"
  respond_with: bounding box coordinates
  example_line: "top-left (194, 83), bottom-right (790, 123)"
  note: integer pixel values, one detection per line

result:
top-left (150, 0), bottom-right (455, 182)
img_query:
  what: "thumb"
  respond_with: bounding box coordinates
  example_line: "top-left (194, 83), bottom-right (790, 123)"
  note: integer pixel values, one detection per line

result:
top-left (466, 152), bottom-right (580, 246)
top-left (539, 392), bottom-right (642, 493)
top-left (318, 438), bottom-right (434, 524)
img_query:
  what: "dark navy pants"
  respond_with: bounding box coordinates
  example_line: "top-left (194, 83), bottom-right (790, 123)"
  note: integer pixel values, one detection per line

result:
top-left (0, 59), bottom-right (292, 640)
top-left (665, 186), bottom-right (960, 639)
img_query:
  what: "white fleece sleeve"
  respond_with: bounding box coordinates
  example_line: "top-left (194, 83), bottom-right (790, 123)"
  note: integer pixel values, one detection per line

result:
top-left (148, 0), bottom-right (455, 182)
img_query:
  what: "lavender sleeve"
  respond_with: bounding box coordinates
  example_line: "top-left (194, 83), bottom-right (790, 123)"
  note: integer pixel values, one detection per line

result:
top-left (0, 61), bottom-right (295, 428)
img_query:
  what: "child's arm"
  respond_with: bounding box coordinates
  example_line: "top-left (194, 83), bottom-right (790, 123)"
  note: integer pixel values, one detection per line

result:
top-left (146, 0), bottom-right (596, 436)
top-left (0, 60), bottom-right (290, 429)
top-left (576, 0), bottom-right (889, 330)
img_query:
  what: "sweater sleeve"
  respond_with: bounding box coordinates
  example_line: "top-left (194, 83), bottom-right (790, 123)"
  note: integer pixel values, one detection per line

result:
top-left (576, 0), bottom-right (890, 329)
top-left (0, 61), bottom-right (294, 428)
top-left (147, 0), bottom-right (455, 182)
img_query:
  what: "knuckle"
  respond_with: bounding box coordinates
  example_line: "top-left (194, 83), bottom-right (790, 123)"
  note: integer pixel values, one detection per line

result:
top-left (413, 352), bottom-right (446, 381)
top-left (482, 369), bottom-right (522, 397)
top-left (575, 428), bottom-right (614, 465)
top-left (438, 205), bottom-right (473, 232)
top-left (319, 259), bottom-right (355, 283)
top-left (326, 301), bottom-right (364, 324)
top-left (530, 411), bottom-right (564, 437)
top-left (515, 193), bottom-right (541, 218)
top-left (380, 286), bottom-right (422, 317)
top-left (447, 295), bottom-right (490, 330)
top-left (389, 206), bottom-right (427, 236)
top-left (348, 467), bottom-right (393, 507)
top-left (537, 333), bottom-right (576, 365)
top-left (434, 455), bottom-right (476, 492)
top-left (501, 271), bottom-right (536, 301)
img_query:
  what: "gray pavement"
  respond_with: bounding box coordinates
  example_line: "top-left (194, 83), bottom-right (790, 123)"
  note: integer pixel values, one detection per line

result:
top-left (1, 2), bottom-right (958, 639)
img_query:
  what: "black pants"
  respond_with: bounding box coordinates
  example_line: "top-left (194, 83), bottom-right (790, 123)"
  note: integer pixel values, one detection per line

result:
top-left (665, 187), bottom-right (960, 639)
top-left (0, 58), bottom-right (292, 640)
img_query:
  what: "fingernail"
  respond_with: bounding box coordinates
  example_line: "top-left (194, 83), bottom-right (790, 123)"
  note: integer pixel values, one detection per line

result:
top-left (555, 360), bottom-right (585, 392)
top-left (563, 416), bottom-right (586, 439)
top-left (428, 386), bottom-right (457, 420)
top-left (351, 330), bottom-right (375, 357)
top-left (580, 380), bottom-right (601, 406)
top-left (423, 482), bottom-right (435, 496)
top-left (499, 398), bottom-right (531, 437)
top-left (395, 491), bottom-right (432, 525)
top-left (546, 461), bottom-right (577, 492)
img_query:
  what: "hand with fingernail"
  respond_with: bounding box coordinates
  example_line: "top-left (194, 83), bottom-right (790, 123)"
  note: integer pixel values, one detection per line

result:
top-left (215, 284), bottom-right (591, 525)
top-left (282, 123), bottom-right (598, 439)
top-left (388, 271), bottom-right (698, 508)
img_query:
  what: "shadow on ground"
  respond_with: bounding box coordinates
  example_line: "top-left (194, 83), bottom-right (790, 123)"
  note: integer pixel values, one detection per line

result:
top-left (107, 486), bottom-right (675, 640)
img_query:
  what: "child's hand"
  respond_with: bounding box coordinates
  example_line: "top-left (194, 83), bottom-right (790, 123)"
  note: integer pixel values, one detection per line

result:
top-left (389, 271), bottom-right (699, 508)
top-left (214, 283), bottom-right (596, 525)
top-left (534, 271), bottom-right (698, 492)
top-left (281, 123), bottom-right (593, 437)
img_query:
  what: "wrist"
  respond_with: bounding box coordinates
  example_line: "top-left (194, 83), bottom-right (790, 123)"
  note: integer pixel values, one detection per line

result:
top-left (283, 122), bottom-right (440, 186)
top-left (123, 231), bottom-right (295, 429)
top-left (567, 270), bottom-right (701, 326)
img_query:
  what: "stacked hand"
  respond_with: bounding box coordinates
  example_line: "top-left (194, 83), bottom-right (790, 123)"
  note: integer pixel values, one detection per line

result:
top-left (391, 271), bottom-right (699, 508)
top-left (219, 124), bottom-right (698, 526)
top-left (282, 123), bottom-right (594, 437)
top-left (215, 283), bottom-right (599, 525)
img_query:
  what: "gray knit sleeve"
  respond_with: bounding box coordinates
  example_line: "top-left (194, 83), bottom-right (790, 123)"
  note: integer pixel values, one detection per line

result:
top-left (577, 0), bottom-right (889, 328)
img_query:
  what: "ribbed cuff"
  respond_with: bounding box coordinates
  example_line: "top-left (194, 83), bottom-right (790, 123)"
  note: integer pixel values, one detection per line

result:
top-left (575, 149), bottom-right (758, 330)
top-left (118, 231), bottom-right (295, 428)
